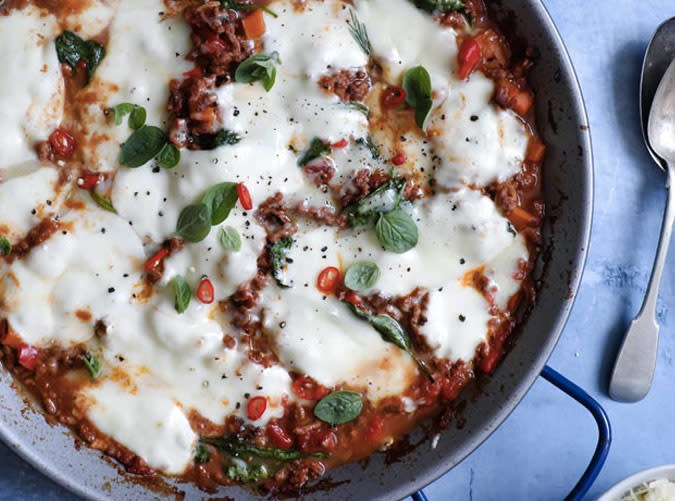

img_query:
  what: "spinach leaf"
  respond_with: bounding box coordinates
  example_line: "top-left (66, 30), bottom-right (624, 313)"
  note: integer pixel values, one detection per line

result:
top-left (203, 436), bottom-right (321, 461)
top-left (55, 31), bottom-right (105, 82)
top-left (194, 445), bottom-right (211, 464)
top-left (270, 238), bottom-right (293, 288)
top-left (345, 178), bottom-right (406, 227)
top-left (81, 353), bottom-right (102, 380)
top-left (226, 459), bottom-right (270, 483)
top-left (157, 143), bottom-right (180, 169)
top-left (412, 0), bottom-right (466, 13)
top-left (235, 53), bottom-right (279, 91)
top-left (219, 0), bottom-right (278, 17)
top-left (89, 190), bottom-right (117, 214)
top-left (298, 138), bottom-right (332, 166)
top-left (176, 204), bottom-right (212, 242)
top-left (343, 102), bottom-right (370, 117)
top-left (172, 275), bottom-right (192, 314)
top-left (192, 129), bottom-right (241, 150)
top-left (314, 391), bottom-right (363, 425)
top-left (376, 209), bottom-right (419, 253)
top-left (356, 136), bottom-right (380, 160)
top-left (219, 226), bottom-right (242, 251)
top-left (344, 261), bottom-right (380, 291)
top-left (0, 237), bottom-right (11, 256)
top-left (402, 66), bottom-right (433, 132)
top-left (201, 183), bottom-right (238, 225)
top-left (119, 126), bottom-right (168, 168)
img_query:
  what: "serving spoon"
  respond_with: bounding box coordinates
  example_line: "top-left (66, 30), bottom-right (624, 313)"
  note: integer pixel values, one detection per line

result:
top-left (609, 18), bottom-right (675, 403)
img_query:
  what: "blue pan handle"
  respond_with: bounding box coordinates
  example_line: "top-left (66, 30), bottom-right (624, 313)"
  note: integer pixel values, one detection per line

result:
top-left (410, 365), bottom-right (611, 501)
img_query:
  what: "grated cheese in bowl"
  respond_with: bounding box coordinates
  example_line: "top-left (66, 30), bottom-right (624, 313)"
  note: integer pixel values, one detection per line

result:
top-left (623, 479), bottom-right (675, 501)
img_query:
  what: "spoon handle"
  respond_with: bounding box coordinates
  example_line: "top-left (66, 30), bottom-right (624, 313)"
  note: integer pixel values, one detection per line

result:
top-left (609, 161), bottom-right (675, 402)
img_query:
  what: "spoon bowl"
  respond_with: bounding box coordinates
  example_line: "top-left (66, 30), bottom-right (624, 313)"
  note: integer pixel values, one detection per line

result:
top-left (609, 18), bottom-right (675, 402)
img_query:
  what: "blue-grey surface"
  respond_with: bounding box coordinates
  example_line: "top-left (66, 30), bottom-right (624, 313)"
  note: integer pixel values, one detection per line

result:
top-left (2, 1), bottom-right (675, 500)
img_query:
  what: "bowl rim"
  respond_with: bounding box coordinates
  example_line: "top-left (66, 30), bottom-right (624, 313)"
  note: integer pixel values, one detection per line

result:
top-left (597, 464), bottom-right (675, 500)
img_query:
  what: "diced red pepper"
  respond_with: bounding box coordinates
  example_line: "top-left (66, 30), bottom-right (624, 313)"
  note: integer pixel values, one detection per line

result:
top-left (17, 343), bottom-right (39, 370)
top-left (144, 248), bottom-right (169, 273)
top-left (247, 396), bottom-right (267, 421)
top-left (332, 138), bottom-right (348, 149)
top-left (196, 276), bottom-right (215, 304)
top-left (457, 38), bottom-right (482, 80)
top-left (392, 153), bottom-right (407, 166)
top-left (267, 423), bottom-right (294, 449)
top-left (77, 172), bottom-right (100, 190)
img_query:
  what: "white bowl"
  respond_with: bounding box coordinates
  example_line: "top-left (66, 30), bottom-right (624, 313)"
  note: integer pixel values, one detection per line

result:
top-left (598, 465), bottom-right (675, 500)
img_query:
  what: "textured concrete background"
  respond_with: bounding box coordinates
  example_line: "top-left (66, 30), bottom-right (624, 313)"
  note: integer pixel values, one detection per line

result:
top-left (2, 1), bottom-right (675, 499)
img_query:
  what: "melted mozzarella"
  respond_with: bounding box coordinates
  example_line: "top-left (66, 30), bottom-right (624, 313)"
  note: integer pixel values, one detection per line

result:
top-left (354, 0), bottom-right (458, 84)
top-left (428, 73), bottom-right (529, 187)
top-left (0, 165), bottom-right (62, 243)
top-left (80, 0), bottom-right (192, 172)
top-left (84, 380), bottom-right (197, 474)
top-left (0, 7), bottom-right (64, 169)
top-left (63, 1), bottom-right (117, 39)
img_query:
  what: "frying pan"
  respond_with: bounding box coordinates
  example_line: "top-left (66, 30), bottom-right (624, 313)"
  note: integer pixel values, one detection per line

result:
top-left (0, 0), bottom-right (602, 499)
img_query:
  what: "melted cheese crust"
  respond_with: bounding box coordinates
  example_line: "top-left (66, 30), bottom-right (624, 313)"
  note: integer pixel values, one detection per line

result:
top-left (0, 0), bottom-right (536, 476)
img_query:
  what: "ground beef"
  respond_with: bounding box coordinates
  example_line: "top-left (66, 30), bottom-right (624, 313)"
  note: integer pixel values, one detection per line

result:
top-left (318, 69), bottom-right (371, 103)
top-left (184, 1), bottom-right (253, 77)
top-left (489, 180), bottom-right (519, 215)
top-left (168, 75), bottom-right (221, 147)
top-left (8, 218), bottom-right (60, 261)
top-left (295, 201), bottom-right (347, 228)
top-left (338, 168), bottom-right (391, 208)
top-left (36, 140), bottom-right (54, 162)
top-left (254, 193), bottom-right (298, 243)
top-left (302, 158), bottom-right (335, 187)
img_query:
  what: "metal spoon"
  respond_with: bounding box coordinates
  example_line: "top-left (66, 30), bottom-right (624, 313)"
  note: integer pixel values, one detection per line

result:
top-left (609, 18), bottom-right (675, 402)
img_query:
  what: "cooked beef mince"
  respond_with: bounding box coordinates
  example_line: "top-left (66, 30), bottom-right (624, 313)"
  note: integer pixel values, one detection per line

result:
top-left (254, 193), bottom-right (298, 243)
top-left (168, 75), bottom-right (221, 148)
top-left (8, 218), bottom-right (60, 261)
top-left (145, 237), bottom-right (185, 284)
top-left (318, 69), bottom-right (372, 103)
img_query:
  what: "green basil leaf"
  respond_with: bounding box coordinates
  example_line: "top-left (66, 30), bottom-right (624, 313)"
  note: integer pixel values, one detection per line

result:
top-left (219, 226), bottom-right (242, 251)
top-left (89, 190), bottom-right (117, 213)
top-left (55, 31), bottom-right (105, 82)
top-left (119, 126), bottom-right (168, 168)
top-left (176, 203), bottom-right (212, 242)
top-left (343, 102), bottom-right (370, 117)
top-left (235, 53), bottom-right (279, 91)
top-left (195, 445), bottom-right (210, 464)
top-left (201, 183), bottom-right (238, 225)
top-left (402, 66), bottom-right (433, 131)
top-left (81, 353), bottom-right (102, 380)
top-left (172, 275), bottom-right (192, 314)
top-left (314, 391), bottom-right (363, 425)
top-left (192, 129), bottom-right (241, 150)
top-left (270, 238), bottom-right (293, 288)
top-left (346, 178), bottom-right (406, 227)
top-left (128, 106), bottom-right (147, 130)
top-left (0, 236), bottom-right (11, 256)
top-left (157, 143), bottom-right (180, 169)
top-left (376, 209), bottom-right (419, 253)
top-left (219, 0), bottom-right (278, 18)
top-left (112, 103), bottom-right (135, 126)
top-left (344, 261), bottom-right (380, 291)
top-left (298, 137), bottom-right (332, 166)
top-left (347, 9), bottom-right (371, 57)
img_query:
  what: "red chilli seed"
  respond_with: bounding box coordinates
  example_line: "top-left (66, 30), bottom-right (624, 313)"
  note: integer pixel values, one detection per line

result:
top-left (77, 172), bottom-right (100, 190)
top-left (392, 153), bottom-right (407, 166)
top-left (316, 266), bottom-right (341, 295)
top-left (49, 129), bottom-right (77, 157)
top-left (144, 248), bottom-right (169, 273)
top-left (247, 396), bottom-right (267, 421)
top-left (237, 183), bottom-right (253, 210)
top-left (196, 276), bottom-right (215, 304)
top-left (381, 86), bottom-right (407, 107)
top-left (17, 343), bottom-right (39, 370)
top-left (267, 423), bottom-right (294, 449)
